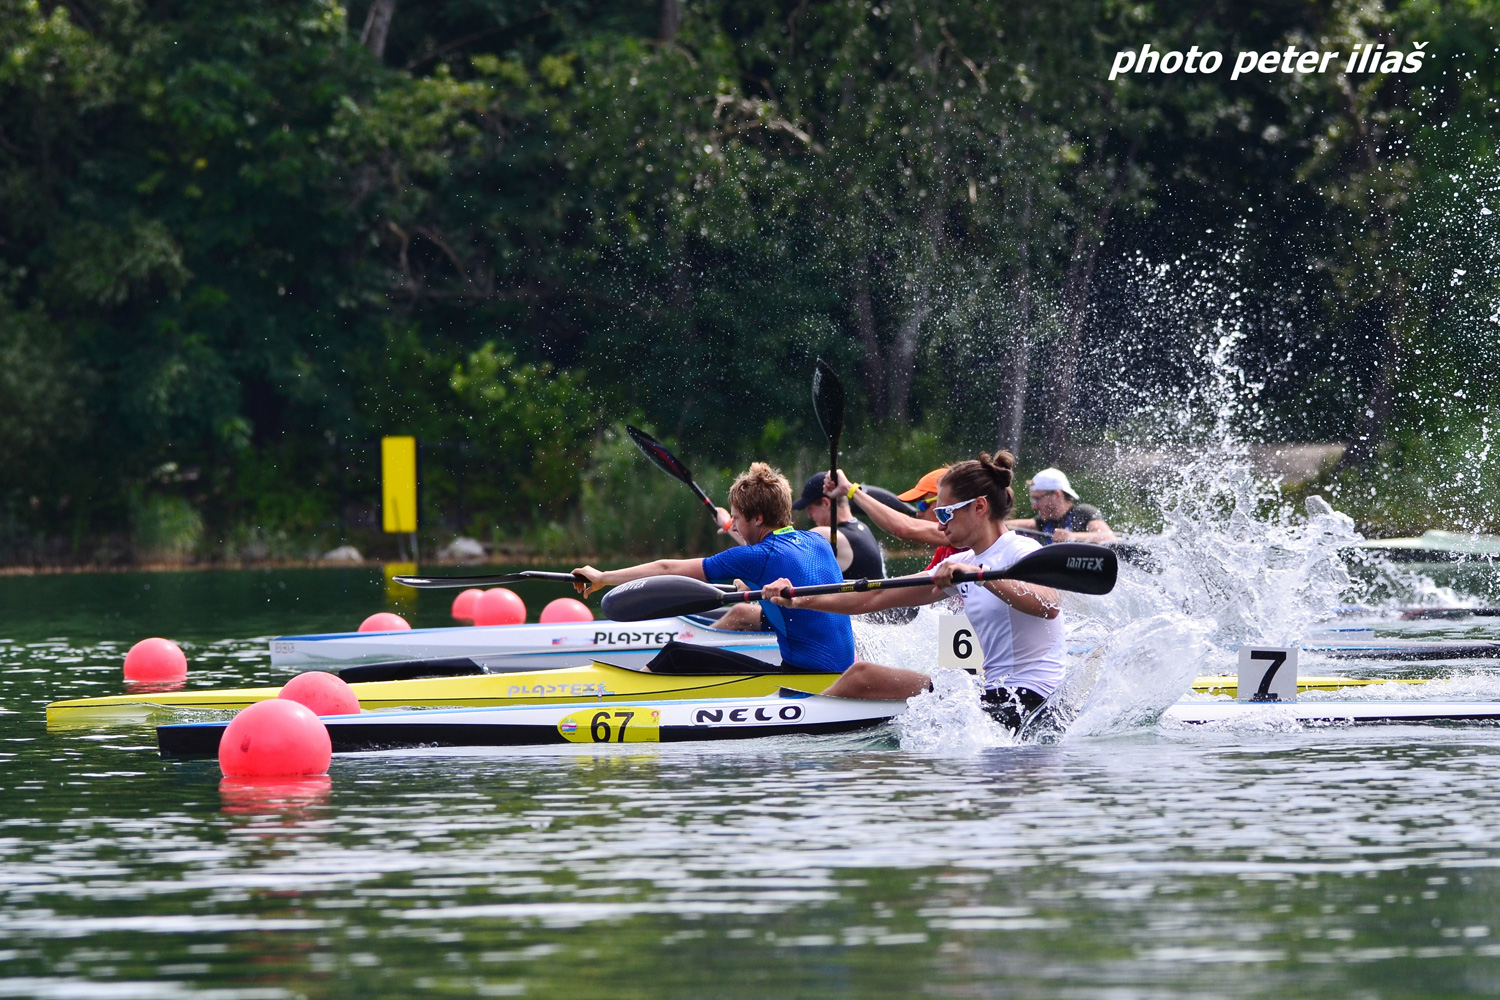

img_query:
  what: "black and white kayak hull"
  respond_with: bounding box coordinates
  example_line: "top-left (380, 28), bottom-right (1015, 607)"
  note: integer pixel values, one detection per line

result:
top-left (157, 692), bottom-right (906, 757)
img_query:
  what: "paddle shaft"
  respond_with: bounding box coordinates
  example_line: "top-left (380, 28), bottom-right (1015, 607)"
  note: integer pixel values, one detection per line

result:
top-left (721, 568), bottom-right (1012, 605)
top-left (394, 570), bottom-right (582, 589)
top-left (599, 542), bottom-right (1117, 621)
top-left (812, 359), bottom-right (846, 558)
top-left (396, 570), bottom-right (737, 593)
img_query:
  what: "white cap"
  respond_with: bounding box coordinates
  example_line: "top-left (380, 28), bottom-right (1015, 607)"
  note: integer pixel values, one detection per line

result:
top-left (1029, 467), bottom-right (1078, 499)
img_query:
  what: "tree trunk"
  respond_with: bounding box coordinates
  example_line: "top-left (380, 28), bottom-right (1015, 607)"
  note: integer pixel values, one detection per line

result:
top-left (887, 281), bottom-right (929, 423)
top-left (887, 201), bottom-right (942, 423)
top-left (999, 181), bottom-right (1036, 459)
top-left (1042, 144), bottom-right (1135, 463)
top-left (1042, 228), bottom-right (1100, 462)
top-left (658, 0), bottom-right (681, 42)
top-left (1333, 80), bottom-right (1404, 469)
top-left (668, 253), bottom-right (696, 439)
top-left (1339, 297), bottom-right (1403, 468)
top-left (852, 252), bottom-right (888, 418)
top-left (997, 270), bottom-right (1032, 457)
top-left (360, 0), bottom-right (397, 60)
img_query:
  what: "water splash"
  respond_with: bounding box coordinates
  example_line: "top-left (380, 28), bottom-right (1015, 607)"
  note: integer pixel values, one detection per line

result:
top-left (1038, 612), bottom-right (1215, 740)
top-left (895, 668), bottom-right (1011, 753)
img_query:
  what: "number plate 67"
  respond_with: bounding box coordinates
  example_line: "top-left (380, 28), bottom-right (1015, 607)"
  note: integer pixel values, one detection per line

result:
top-left (557, 708), bottom-right (662, 743)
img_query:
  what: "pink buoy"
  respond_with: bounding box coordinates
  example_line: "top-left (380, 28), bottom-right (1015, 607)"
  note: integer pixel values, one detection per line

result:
top-left (358, 612), bottom-right (410, 632)
top-left (452, 588), bottom-right (483, 623)
top-left (539, 597), bottom-right (594, 623)
top-left (218, 698), bottom-right (331, 778)
top-left (473, 587), bottom-right (526, 626)
top-left (123, 637), bottom-right (188, 683)
top-left (278, 671), bottom-right (361, 717)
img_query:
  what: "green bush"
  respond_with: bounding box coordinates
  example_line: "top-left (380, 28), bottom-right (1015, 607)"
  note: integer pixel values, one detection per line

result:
top-left (130, 493), bottom-right (204, 561)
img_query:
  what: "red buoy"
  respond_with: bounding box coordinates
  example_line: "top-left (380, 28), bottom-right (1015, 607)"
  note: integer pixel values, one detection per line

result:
top-left (539, 597), bottom-right (594, 623)
top-left (123, 637), bottom-right (188, 683)
top-left (451, 588), bottom-right (483, 623)
top-left (278, 671), bottom-right (361, 717)
top-left (218, 699), bottom-right (332, 778)
top-left (358, 612), bottom-right (410, 632)
top-left (473, 587), bottom-right (526, 626)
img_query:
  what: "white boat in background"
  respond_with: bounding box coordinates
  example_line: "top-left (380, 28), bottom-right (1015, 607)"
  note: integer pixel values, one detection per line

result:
top-left (1164, 700), bottom-right (1500, 725)
top-left (269, 615), bottom-right (779, 672)
top-left (1357, 529), bottom-right (1500, 561)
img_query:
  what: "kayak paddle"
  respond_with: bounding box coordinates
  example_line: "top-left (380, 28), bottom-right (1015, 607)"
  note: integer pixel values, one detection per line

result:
top-left (393, 570), bottom-right (584, 589)
top-left (393, 569), bottom-right (737, 593)
top-left (812, 358), bottom-right (845, 555)
top-left (625, 424), bottom-right (725, 531)
top-left (601, 542), bottom-right (1119, 621)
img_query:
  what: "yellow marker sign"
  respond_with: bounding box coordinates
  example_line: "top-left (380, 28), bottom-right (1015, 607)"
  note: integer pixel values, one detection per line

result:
top-left (381, 436), bottom-right (417, 533)
top-left (557, 707), bottom-right (662, 743)
top-left (384, 561), bottom-right (417, 605)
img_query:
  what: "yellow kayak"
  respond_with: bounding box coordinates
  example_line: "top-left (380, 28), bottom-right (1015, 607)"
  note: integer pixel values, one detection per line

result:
top-left (45, 662), bottom-right (841, 728)
top-left (1192, 675), bottom-right (1426, 698)
top-left (46, 664), bottom-right (1425, 728)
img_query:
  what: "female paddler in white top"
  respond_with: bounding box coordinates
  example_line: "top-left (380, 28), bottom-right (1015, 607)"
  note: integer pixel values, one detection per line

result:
top-left (764, 451), bottom-right (1065, 730)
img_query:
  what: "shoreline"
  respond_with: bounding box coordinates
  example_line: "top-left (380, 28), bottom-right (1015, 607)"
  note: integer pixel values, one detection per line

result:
top-left (0, 547), bottom-right (942, 577)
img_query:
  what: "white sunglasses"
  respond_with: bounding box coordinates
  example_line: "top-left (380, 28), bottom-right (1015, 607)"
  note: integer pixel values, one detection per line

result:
top-left (934, 497), bottom-right (977, 525)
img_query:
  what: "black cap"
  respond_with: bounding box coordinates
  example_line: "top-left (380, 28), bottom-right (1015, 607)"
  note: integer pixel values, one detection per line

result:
top-left (793, 472), bottom-right (831, 510)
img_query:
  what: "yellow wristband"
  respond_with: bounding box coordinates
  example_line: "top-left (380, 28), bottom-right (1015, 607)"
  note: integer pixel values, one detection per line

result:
top-left (847, 483), bottom-right (861, 500)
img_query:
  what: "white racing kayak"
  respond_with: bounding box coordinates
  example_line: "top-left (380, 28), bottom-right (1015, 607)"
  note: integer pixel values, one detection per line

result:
top-left (269, 615), bottom-right (778, 672)
top-left (156, 691), bottom-right (906, 757)
top-left (1164, 700), bottom-right (1500, 725)
top-left (151, 689), bottom-right (1500, 757)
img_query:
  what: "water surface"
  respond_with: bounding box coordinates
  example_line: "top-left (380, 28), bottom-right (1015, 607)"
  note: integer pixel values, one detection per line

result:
top-left (5, 565), bottom-right (1500, 999)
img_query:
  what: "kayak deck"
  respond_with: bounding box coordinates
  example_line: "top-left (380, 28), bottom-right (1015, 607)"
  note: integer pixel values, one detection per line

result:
top-left (47, 662), bottom-right (840, 727)
top-left (49, 667), bottom-right (1432, 728)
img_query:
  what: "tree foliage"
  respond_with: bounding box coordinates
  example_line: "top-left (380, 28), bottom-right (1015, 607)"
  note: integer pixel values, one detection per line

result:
top-left (2, 0), bottom-right (1498, 559)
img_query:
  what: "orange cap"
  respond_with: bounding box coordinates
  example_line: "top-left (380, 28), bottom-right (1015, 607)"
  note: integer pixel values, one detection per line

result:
top-left (897, 467), bottom-right (948, 502)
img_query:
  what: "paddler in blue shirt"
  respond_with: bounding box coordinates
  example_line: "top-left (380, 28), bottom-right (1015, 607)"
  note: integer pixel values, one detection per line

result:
top-left (572, 462), bottom-right (856, 674)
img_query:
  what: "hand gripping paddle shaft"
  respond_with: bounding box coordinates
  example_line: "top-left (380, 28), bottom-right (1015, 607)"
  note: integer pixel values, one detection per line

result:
top-left (601, 543), bottom-right (1119, 622)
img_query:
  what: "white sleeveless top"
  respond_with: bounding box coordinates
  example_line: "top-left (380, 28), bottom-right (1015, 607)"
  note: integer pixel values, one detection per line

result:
top-left (939, 532), bottom-right (1066, 697)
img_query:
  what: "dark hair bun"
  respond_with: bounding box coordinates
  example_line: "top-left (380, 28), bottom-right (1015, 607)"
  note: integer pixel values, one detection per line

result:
top-left (979, 451), bottom-right (1014, 488)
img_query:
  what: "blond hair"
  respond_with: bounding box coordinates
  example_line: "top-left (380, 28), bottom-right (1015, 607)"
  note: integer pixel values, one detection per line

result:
top-left (728, 462), bottom-right (793, 527)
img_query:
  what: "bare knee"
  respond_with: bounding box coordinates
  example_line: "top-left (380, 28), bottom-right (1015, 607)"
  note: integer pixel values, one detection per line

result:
top-left (714, 603), bottom-right (764, 632)
top-left (825, 660), bottom-right (931, 701)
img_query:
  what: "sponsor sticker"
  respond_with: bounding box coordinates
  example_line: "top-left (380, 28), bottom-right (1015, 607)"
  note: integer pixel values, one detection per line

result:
top-left (557, 707), bottom-right (662, 743)
top-left (693, 703), bottom-right (804, 725)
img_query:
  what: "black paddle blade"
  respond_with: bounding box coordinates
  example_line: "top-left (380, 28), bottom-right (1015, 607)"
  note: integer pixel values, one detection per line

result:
top-left (862, 484), bottom-right (916, 516)
top-left (1001, 543), bottom-right (1118, 595)
top-left (811, 358), bottom-right (846, 442)
top-left (625, 424), bottom-right (695, 485)
top-left (600, 575), bottom-right (729, 622)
